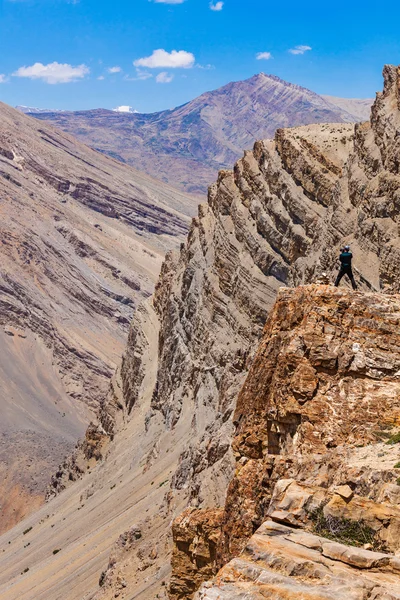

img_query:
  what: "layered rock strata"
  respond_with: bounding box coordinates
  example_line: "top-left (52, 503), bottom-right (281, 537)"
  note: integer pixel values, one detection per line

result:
top-left (1, 65), bottom-right (400, 599)
top-left (195, 520), bottom-right (400, 600)
top-left (0, 101), bottom-right (195, 531)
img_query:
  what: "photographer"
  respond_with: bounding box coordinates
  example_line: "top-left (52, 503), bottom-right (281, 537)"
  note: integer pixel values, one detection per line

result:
top-left (334, 245), bottom-right (357, 290)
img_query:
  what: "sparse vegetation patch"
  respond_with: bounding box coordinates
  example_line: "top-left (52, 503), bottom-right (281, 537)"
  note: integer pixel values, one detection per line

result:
top-left (386, 432), bottom-right (400, 445)
top-left (308, 504), bottom-right (381, 550)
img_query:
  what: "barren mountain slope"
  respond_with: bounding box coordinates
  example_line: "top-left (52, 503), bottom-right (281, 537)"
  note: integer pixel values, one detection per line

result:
top-left (29, 73), bottom-right (368, 194)
top-left (0, 64), bottom-right (399, 600)
top-left (0, 101), bottom-right (196, 533)
top-left (321, 95), bottom-right (373, 121)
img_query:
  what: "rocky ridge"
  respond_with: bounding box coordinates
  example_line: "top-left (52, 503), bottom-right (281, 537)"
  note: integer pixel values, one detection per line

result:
top-left (29, 73), bottom-right (372, 194)
top-left (0, 65), bottom-right (399, 599)
top-left (0, 101), bottom-right (196, 532)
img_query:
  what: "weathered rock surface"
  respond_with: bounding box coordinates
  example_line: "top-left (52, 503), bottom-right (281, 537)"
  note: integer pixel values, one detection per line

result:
top-left (151, 64), bottom-right (400, 531)
top-left (0, 65), bottom-right (399, 600)
top-left (195, 521), bottom-right (400, 600)
top-left (170, 508), bottom-right (224, 600)
top-left (29, 73), bottom-right (370, 194)
top-left (0, 101), bottom-right (196, 532)
top-left (218, 286), bottom-right (400, 563)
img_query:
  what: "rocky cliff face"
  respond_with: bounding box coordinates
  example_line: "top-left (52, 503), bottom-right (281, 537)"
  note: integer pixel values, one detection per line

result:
top-left (190, 285), bottom-right (400, 599)
top-left (29, 73), bottom-right (370, 194)
top-left (163, 64), bottom-right (400, 595)
top-left (0, 65), bottom-right (399, 600)
top-left (149, 64), bottom-right (400, 516)
top-left (219, 286), bottom-right (400, 559)
top-left (0, 101), bottom-right (196, 533)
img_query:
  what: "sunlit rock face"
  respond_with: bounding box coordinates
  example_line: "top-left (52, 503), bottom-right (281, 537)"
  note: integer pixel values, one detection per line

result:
top-left (219, 285), bottom-right (400, 563)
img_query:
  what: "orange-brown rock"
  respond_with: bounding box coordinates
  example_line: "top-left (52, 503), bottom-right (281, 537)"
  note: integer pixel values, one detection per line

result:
top-left (195, 521), bottom-right (400, 600)
top-left (219, 285), bottom-right (400, 563)
top-left (268, 478), bottom-right (400, 553)
top-left (169, 508), bottom-right (224, 600)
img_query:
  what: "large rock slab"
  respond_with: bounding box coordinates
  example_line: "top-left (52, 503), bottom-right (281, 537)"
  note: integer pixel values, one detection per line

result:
top-left (195, 521), bottom-right (400, 600)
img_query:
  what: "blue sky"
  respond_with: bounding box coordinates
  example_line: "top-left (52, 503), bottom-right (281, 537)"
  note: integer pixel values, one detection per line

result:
top-left (1, 0), bottom-right (400, 112)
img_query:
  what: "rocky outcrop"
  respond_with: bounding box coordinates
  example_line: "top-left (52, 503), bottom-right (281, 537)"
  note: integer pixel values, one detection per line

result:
top-left (169, 508), bottom-right (223, 600)
top-left (217, 285), bottom-right (400, 563)
top-left (195, 520), bottom-right (400, 600)
top-left (168, 286), bottom-right (400, 599)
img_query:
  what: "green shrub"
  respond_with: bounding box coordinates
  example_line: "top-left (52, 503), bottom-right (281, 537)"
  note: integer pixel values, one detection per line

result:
top-left (386, 432), bottom-right (400, 445)
top-left (23, 527), bottom-right (32, 535)
top-left (308, 504), bottom-right (379, 549)
top-left (373, 430), bottom-right (392, 441)
top-left (394, 462), bottom-right (400, 469)
top-left (52, 548), bottom-right (61, 555)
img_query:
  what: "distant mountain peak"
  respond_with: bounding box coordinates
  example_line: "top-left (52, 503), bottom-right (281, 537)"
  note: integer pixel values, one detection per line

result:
top-left (16, 105), bottom-right (65, 114)
top-left (112, 105), bottom-right (138, 114)
top-left (28, 72), bottom-right (372, 194)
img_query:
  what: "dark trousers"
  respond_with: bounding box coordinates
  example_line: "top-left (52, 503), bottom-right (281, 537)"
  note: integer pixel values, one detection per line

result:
top-left (335, 266), bottom-right (357, 290)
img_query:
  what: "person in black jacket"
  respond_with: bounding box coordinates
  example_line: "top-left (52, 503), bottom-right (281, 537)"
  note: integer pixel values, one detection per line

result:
top-left (335, 245), bottom-right (357, 289)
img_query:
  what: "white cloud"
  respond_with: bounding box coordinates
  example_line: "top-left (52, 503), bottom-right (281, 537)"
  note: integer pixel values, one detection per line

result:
top-left (210, 1), bottom-right (223, 10)
top-left (288, 45), bottom-right (312, 55)
top-left (156, 71), bottom-right (174, 83)
top-left (0, 74), bottom-right (7, 83)
top-left (97, 75), bottom-right (105, 80)
top-left (13, 62), bottom-right (89, 84)
top-left (108, 66), bottom-right (122, 73)
top-left (134, 49), bottom-right (195, 69)
top-left (256, 52), bottom-right (272, 60)
top-left (124, 69), bottom-right (153, 81)
top-left (196, 63), bottom-right (215, 70)
top-left (112, 105), bottom-right (138, 113)
top-left (135, 69), bottom-right (153, 80)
